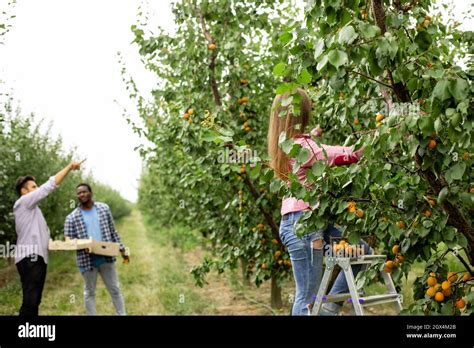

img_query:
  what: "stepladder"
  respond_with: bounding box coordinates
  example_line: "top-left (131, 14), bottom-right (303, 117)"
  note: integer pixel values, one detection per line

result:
top-left (311, 254), bottom-right (403, 316)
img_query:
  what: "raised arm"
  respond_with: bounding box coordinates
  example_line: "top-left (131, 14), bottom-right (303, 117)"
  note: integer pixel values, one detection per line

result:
top-left (55, 160), bottom-right (84, 186)
top-left (20, 176), bottom-right (58, 210)
top-left (21, 161), bottom-right (83, 209)
top-left (325, 144), bottom-right (365, 166)
top-left (298, 138), bottom-right (364, 168)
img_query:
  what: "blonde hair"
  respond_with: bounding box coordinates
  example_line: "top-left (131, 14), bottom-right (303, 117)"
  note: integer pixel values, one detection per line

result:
top-left (267, 88), bottom-right (312, 180)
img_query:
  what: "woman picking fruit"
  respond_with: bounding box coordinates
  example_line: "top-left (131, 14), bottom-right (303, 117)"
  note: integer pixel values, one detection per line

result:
top-left (267, 88), bottom-right (371, 316)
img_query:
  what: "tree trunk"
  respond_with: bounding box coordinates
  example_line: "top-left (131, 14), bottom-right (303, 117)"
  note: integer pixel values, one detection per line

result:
top-left (240, 258), bottom-right (251, 286)
top-left (271, 276), bottom-right (283, 309)
top-left (415, 153), bottom-right (474, 264)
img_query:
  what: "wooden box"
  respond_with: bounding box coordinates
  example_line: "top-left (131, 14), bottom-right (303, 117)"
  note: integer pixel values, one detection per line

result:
top-left (49, 238), bottom-right (120, 256)
top-left (49, 238), bottom-right (92, 252)
top-left (90, 240), bottom-right (120, 257)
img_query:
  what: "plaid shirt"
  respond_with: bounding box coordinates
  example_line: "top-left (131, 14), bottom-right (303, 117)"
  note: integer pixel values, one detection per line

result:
top-left (64, 202), bottom-right (125, 271)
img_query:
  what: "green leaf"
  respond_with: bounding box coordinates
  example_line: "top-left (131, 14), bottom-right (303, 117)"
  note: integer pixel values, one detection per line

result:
top-left (450, 112), bottom-right (461, 128)
top-left (275, 83), bottom-right (291, 94)
top-left (443, 227), bottom-right (455, 242)
top-left (201, 129), bottom-right (218, 142)
top-left (359, 23), bottom-right (380, 39)
top-left (311, 161), bottom-right (326, 177)
top-left (316, 54), bottom-right (329, 71)
top-left (279, 31), bottom-right (293, 44)
top-left (433, 80), bottom-right (451, 101)
top-left (314, 38), bottom-right (325, 59)
top-left (328, 49), bottom-right (348, 68)
top-left (414, 31), bottom-right (432, 50)
top-left (448, 78), bottom-right (468, 101)
top-left (220, 128), bottom-right (234, 137)
top-left (249, 163), bottom-right (261, 180)
top-left (296, 148), bottom-right (310, 164)
top-left (338, 25), bottom-right (358, 45)
top-left (298, 68), bottom-right (312, 84)
top-left (273, 62), bottom-right (286, 77)
top-left (437, 187), bottom-right (448, 204)
top-left (280, 139), bottom-right (295, 154)
top-left (459, 192), bottom-right (474, 208)
top-left (446, 162), bottom-right (466, 182)
top-left (457, 234), bottom-right (468, 248)
top-left (269, 179), bottom-right (283, 194)
top-left (418, 116), bottom-right (434, 137)
top-left (348, 231), bottom-right (361, 245)
top-left (440, 301), bottom-right (454, 315)
top-left (434, 118), bottom-right (442, 133)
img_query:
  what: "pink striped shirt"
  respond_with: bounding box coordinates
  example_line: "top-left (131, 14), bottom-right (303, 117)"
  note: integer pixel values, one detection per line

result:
top-left (281, 129), bottom-right (362, 216)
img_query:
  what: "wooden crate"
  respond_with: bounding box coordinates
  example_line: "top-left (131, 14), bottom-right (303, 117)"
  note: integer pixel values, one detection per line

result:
top-left (49, 238), bottom-right (120, 256)
top-left (90, 240), bottom-right (120, 257)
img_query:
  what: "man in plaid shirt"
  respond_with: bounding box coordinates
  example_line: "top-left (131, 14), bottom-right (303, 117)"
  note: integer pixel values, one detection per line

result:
top-left (64, 183), bottom-right (129, 315)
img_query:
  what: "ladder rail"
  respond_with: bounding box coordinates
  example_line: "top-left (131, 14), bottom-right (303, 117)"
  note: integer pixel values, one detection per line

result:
top-left (381, 271), bottom-right (403, 313)
top-left (311, 258), bottom-right (335, 315)
top-left (342, 260), bottom-right (364, 315)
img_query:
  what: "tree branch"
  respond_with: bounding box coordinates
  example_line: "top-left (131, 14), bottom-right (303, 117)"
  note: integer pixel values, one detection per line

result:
top-left (348, 69), bottom-right (394, 89)
top-left (197, 8), bottom-right (222, 106)
top-left (371, 0), bottom-right (412, 103)
top-left (449, 249), bottom-right (474, 276)
top-left (243, 175), bottom-right (281, 242)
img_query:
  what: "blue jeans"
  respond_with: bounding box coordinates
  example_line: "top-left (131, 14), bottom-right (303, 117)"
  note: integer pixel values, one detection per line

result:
top-left (81, 262), bottom-right (126, 315)
top-left (279, 210), bottom-right (371, 316)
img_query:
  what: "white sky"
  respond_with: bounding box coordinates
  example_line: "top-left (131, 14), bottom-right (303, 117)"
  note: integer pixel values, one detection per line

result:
top-left (0, 0), bottom-right (471, 202)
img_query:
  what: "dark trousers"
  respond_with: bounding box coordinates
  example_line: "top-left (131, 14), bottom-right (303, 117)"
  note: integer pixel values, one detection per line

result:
top-left (16, 255), bottom-right (47, 316)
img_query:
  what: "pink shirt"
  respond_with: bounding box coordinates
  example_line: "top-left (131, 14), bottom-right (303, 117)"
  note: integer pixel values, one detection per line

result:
top-left (281, 130), bottom-right (361, 216)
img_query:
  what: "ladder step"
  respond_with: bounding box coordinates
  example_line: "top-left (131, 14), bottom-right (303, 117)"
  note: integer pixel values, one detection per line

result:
top-left (352, 255), bottom-right (387, 260)
top-left (327, 255), bottom-right (387, 265)
top-left (322, 292), bottom-right (363, 303)
top-left (329, 255), bottom-right (387, 260)
top-left (359, 293), bottom-right (400, 306)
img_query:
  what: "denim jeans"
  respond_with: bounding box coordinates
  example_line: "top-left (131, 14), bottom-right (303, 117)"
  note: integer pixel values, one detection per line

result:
top-left (81, 261), bottom-right (126, 315)
top-left (279, 210), bottom-right (371, 316)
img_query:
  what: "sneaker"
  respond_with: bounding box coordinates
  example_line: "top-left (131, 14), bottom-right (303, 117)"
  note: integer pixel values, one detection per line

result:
top-left (318, 303), bottom-right (342, 316)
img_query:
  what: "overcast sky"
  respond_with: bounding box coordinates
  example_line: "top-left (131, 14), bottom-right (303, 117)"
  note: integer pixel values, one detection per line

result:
top-left (0, 0), bottom-right (471, 202)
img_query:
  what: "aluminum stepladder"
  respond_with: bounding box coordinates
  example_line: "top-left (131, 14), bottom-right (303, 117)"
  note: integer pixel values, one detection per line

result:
top-left (311, 254), bottom-right (403, 315)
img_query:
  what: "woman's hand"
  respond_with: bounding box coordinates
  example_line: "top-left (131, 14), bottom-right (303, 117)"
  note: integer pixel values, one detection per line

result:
top-left (354, 146), bottom-right (365, 158)
top-left (311, 125), bottom-right (323, 137)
